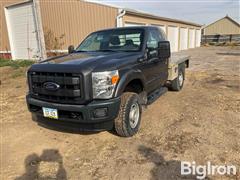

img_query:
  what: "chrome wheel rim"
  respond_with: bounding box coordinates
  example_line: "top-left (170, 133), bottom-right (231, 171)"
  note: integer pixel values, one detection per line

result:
top-left (129, 102), bottom-right (140, 129)
top-left (178, 71), bottom-right (184, 87)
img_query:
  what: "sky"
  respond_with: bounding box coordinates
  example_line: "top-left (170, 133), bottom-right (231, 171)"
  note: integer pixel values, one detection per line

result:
top-left (89, 0), bottom-right (240, 26)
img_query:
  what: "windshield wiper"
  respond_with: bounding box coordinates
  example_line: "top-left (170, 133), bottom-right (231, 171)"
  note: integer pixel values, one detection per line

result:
top-left (75, 50), bottom-right (88, 52)
top-left (96, 49), bottom-right (118, 52)
top-left (76, 49), bottom-right (118, 53)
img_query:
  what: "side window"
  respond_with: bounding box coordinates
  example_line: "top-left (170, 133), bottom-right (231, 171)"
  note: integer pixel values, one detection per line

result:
top-left (147, 29), bottom-right (161, 49)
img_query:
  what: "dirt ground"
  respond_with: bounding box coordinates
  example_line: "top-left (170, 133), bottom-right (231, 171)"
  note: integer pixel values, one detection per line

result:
top-left (1, 46), bottom-right (240, 180)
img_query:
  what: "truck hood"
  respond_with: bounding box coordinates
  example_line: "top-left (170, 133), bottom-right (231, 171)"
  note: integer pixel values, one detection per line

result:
top-left (36, 51), bottom-right (142, 72)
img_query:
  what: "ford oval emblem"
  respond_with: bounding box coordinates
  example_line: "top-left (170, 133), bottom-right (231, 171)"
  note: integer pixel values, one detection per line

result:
top-left (43, 82), bottom-right (60, 91)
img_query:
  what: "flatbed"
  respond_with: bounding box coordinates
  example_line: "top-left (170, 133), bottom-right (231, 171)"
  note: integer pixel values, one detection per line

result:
top-left (168, 54), bottom-right (190, 80)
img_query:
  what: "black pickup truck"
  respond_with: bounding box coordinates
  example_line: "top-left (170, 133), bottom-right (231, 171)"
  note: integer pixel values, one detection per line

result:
top-left (26, 26), bottom-right (189, 137)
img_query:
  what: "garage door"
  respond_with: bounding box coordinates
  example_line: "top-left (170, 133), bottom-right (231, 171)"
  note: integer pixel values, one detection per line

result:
top-left (167, 26), bottom-right (179, 52)
top-left (195, 29), bottom-right (201, 47)
top-left (5, 2), bottom-right (40, 60)
top-left (179, 28), bottom-right (188, 50)
top-left (189, 29), bottom-right (195, 48)
top-left (124, 22), bottom-right (145, 27)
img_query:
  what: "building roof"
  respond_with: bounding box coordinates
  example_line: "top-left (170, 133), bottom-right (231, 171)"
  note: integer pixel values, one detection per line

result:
top-left (94, 25), bottom-right (159, 32)
top-left (85, 0), bottom-right (202, 27)
top-left (203, 15), bottom-right (240, 29)
top-left (123, 8), bottom-right (202, 27)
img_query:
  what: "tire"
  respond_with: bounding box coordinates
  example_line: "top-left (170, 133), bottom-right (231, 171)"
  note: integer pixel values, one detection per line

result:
top-left (114, 92), bottom-right (142, 137)
top-left (170, 65), bottom-right (185, 91)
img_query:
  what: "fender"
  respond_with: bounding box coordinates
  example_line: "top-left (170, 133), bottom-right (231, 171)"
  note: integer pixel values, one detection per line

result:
top-left (114, 68), bottom-right (146, 97)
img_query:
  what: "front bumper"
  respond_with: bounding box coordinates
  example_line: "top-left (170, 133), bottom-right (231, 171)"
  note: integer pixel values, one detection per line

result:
top-left (26, 95), bottom-right (121, 131)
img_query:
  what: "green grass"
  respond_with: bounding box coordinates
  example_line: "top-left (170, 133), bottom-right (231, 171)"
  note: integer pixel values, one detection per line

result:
top-left (11, 69), bottom-right (26, 78)
top-left (0, 59), bottom-right (35, 69)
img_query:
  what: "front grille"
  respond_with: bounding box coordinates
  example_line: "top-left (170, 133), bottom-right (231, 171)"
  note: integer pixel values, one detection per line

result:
top-left (29, 72), bottom-right (83, 104)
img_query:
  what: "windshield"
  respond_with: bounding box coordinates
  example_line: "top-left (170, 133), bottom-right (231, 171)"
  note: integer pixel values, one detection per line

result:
top-left (76, 29), bottom-right (144, 52)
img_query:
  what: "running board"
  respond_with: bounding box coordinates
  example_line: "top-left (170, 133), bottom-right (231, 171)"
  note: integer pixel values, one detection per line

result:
top-left (147, 87), bottom-right (168, 105)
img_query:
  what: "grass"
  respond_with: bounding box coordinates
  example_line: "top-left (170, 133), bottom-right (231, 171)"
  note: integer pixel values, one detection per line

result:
top-left (0, 59), bottom-right (35, 69)
top-left (11, 69), bottom-right (26, 78)
top-left (0, 59), bottom-right (35, 79)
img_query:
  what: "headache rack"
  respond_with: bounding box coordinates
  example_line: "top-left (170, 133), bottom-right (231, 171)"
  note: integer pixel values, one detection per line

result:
top-left (29, 72), bottom-right (83, 104)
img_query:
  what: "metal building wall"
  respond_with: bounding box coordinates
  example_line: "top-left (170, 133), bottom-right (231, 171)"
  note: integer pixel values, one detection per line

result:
top-left (39, 0), bottom-right (118, 50)
top-left (204, 17), bottom-right (240, 35)
top-left (2, 0), bottom-right (202, 56)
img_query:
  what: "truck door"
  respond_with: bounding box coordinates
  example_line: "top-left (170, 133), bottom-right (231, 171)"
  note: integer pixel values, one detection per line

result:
top-left (144, 29), bottom-right (168, 92)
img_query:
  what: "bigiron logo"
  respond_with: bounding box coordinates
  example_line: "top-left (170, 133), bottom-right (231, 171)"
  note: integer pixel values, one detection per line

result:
top-left (181, 161), bottom-right (238, 179)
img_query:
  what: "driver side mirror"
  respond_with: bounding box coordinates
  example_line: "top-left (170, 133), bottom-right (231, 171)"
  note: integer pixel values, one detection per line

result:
top-left (158, 41), bottom-right (170, 59)
top-left (68, 45), bottom-right (75, 54)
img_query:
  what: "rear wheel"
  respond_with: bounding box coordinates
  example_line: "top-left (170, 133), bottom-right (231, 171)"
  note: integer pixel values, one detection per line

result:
top-left (114, 92), bottom-right (142, 137)
top-left (170, 65), bottom-right (185, 91)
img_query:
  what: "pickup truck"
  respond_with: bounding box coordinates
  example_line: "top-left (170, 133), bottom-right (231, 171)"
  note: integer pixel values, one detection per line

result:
top-left (26, 26), bottom-right (189, 137)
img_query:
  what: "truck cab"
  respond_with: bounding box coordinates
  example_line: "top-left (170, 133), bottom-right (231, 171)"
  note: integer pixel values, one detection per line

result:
top-left (26, 26), bottom-right (189, 137)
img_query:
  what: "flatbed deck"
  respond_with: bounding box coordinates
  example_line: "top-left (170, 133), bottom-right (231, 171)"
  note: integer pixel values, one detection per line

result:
top-left (168, 53), bottom-right (190, 80)
top-left (169, 54), bottom-right (190, 66)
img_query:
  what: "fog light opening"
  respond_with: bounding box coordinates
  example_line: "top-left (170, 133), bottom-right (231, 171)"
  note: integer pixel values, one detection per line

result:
top-left (70, 112), bottom-right (82, 120)
top-left (93, 108), bottom-right (108, 118)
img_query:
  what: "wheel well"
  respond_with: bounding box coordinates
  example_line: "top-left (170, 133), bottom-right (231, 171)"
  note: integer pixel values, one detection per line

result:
top-left (185, 59), bottom-right (189, 68)
top-left (124, 79), bottom-right (143, 94)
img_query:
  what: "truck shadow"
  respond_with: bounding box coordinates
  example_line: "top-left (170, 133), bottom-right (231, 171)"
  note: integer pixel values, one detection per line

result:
top-left (33, 114), bottom-right (100, 135)
top-left (15, 149), bottom-right (67, 180)
top-left (138, 145), bottom-right (207, 180)
top-left (38, 122), bottom-right (101, 135)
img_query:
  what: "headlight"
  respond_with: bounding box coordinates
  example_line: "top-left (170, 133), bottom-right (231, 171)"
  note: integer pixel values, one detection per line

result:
top-left (92, 70), bottom-right (119, 99)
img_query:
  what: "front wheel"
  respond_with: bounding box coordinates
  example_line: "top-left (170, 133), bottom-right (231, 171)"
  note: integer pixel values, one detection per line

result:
top-left (114, 92), bottom-right (142, 137)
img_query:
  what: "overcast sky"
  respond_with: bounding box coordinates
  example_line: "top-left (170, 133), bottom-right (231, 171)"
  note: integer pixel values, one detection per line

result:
top-left (90, 0), bottom-right (240, 25)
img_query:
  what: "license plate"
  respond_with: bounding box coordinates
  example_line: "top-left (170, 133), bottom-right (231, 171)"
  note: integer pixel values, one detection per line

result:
top-left (42, 107), bottom-right (58, 119)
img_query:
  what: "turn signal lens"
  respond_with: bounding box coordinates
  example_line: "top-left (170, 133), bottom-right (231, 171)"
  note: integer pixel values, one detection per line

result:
top-left (111, 75), bottom-right (119, 84)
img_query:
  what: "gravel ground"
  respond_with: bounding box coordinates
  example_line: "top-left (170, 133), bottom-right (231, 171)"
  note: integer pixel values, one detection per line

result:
top-left (0, 46), bottom-right (240, 180)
